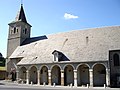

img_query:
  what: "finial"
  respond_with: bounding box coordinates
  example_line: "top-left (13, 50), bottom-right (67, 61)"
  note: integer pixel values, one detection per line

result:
top-left (21, 0), bottom-right (23, 6)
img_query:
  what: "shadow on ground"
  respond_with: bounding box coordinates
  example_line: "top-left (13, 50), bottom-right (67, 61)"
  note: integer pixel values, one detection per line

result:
top-left (0, 83), bottom-right (5, 85)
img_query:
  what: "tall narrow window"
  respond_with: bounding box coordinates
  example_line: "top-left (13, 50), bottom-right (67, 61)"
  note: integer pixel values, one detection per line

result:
top-left (17, 29), bottom-right (18, 32)
top-left (86, 36), bottom-right (89, 45)
top-left (113, 53), bottom-right (120, 66)
top-left (14, 27), bottom-right (16, 33)
top-left (25, 28), bottom-right (27, 34)
top-left (11, 30), bottom-right (13, 34)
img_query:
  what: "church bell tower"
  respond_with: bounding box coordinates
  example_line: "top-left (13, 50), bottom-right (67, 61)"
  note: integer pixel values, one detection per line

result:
top-left (7, 4), bottom-right (32, 72)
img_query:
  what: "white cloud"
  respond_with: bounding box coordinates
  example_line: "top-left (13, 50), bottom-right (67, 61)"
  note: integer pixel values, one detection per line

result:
top-left (64, 13), bottom-right (79, 20)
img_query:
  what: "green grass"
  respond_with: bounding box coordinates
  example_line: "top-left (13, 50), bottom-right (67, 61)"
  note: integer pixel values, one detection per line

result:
top-left (0, 66), bottom-right (6, 71)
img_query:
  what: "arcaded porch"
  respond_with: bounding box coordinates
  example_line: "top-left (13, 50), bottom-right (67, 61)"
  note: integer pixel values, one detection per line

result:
top-left (17, 63), bottom-right (110, 87)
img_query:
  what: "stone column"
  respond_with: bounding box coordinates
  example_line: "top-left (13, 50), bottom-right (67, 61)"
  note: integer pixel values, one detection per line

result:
top-left (74, 70), bottom-right (77, 87)
top-left (89, 69), bottom-right (93, 87)
top-left (16, 70), bottom-right (19, 82)
top-left (48, 70), bottom-right (51, 85)
top-left (26, 70), bottom-right (29, 84)
top-left (106, 68), bottom-right (110, 87)
top-left (61, 70), bottom-right (64, 86)
top-left (37, 70), bottom-right (40, 85)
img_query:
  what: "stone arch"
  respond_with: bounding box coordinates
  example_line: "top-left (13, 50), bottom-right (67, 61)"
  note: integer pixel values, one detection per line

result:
top-left (51, 65), bottom-right (61, 85)
top-left (92, 63), bottom-right (107, 69)
top-left (63, 64), bottom-right (75, 70)
top-left (19, 67), bottom-right (27, 82)
top-left (76, 63), bottom-right (90, 70)
top-left (19, 66), bottom-right (28, 70)
top-left (40, 65), bottom-right (49, 71)
top-left (40, 66), bottom-right (48, 85)
top-left (93, 63), bottom-right (106, 86)
top-left (64, 64), bottom-right (74, 86)
top-left (77, 64), bottom-right (89, 86)
top-left (50, 64), bottom-right (62, 70)
top-left (29, 66), bottom-right (37, 84)
top-left (28, 65), bottom-right (38, 71)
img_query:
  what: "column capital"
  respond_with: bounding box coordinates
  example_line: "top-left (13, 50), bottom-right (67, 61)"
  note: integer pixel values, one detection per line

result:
top-left (89, 69), bottom-right (93, 72)
top-left (16, 70), bottom-right (19, 73)
top-left (48, 70), bottom-right (51, 73)
top-left (37, 70), bottom-right (40, 73)
top-left (61, 70), bottom-right (64, 73)
top-left (74, 70), bottom-right (77, 72)
top-left (26, 70), bottom-right (29, 73)
top-left (106, 68), bottom-right (110, 71)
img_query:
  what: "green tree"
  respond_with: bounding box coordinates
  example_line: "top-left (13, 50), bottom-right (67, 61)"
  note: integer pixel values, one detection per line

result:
top-left (0, 57), bottom-right (5, 66)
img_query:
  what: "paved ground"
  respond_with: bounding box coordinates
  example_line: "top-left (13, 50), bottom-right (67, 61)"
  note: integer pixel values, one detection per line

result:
top-left (0, 80), bottom-right (120, 90)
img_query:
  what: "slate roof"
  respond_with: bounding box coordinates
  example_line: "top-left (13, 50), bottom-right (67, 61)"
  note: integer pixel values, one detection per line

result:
top-left (15, 4), bottom-right (27, 23)
top-left (10, 26), bottom-right (120, 65)
top-left (22, 35), bottom-right (48, 45)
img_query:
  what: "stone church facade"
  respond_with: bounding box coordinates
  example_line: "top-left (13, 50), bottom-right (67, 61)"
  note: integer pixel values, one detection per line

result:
top-left (6, 5), bottom-right (120, 87)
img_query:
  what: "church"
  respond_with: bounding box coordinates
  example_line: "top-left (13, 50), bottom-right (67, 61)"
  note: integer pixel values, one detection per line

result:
top-left (6, 4), bottom-right (120, 87)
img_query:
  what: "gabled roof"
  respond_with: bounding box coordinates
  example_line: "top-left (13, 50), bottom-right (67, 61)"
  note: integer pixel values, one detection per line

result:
top-left (9, 26), bottom-right (120, 65)
top-left (15, 4), bottom-right (27, 23)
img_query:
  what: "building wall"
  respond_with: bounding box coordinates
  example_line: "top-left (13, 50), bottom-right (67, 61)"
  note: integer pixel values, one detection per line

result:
top-left (109, 50), bottom-right (120, 87)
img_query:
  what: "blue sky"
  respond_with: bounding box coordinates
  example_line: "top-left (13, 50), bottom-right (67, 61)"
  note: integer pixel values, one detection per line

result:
top-left (0, 0), bottom-right (120, 57)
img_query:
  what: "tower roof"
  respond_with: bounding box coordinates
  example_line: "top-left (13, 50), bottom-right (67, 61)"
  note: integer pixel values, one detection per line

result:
top-left (15, 4), bottom-right (27, 23)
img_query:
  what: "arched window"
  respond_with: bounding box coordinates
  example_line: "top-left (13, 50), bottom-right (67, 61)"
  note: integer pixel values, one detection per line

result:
top-left (52, 50), bottom-right (59, 62)
top-left (14, 27), bottom-right (16, 33)
top-left (54, 52), bottom-right (58, 62)
top-left (25, 28), bottom-right (27, 34)
top-left (17, 29), bottom-right (18, 32)
top-left (113, 53), bottom-right (120, 66)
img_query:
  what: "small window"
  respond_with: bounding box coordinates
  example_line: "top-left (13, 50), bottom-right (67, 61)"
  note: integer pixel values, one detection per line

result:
top-left (11, 30), bottom-right (13, 34)
top-left (25, 28), bottom-right (27, 34)
top-left (113, 53), bottom-right (120, 66)
top-left (86, 36), bottom-right (89, 44)
top-left (14, 27), bottom-right (16, 33)
top-left (17, 29), bottom-right (18, 32)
